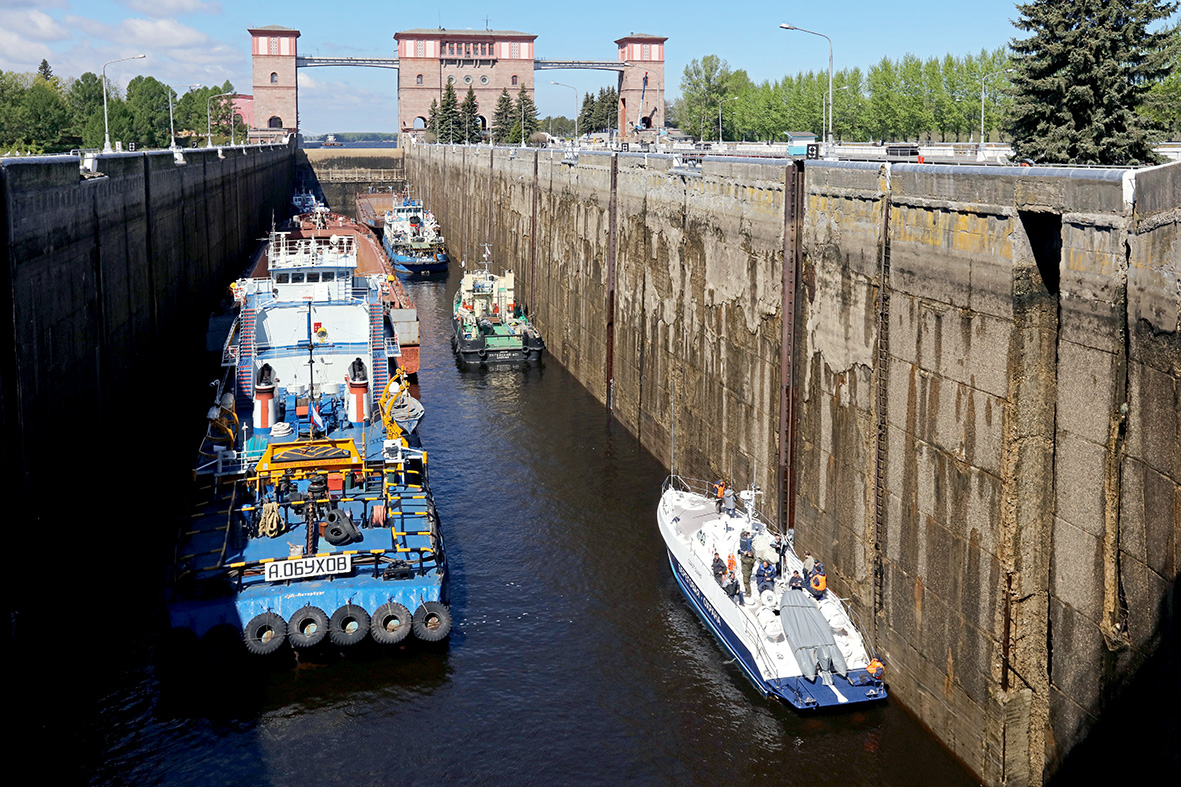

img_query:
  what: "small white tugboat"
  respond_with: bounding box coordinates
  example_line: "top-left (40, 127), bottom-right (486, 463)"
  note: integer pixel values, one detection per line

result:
top-left (657, 477), bottom-right (886, 709)
top-left (451, 245), bottom-right (545, 366)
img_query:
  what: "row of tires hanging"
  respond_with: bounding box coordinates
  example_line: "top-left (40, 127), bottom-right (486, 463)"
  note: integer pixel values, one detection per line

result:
top-left (242, 600), bottom-right (452, 656)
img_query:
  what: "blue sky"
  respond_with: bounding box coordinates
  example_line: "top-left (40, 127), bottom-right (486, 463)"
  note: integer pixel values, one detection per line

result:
top-left (1, 0), bottom-right (1045, 134)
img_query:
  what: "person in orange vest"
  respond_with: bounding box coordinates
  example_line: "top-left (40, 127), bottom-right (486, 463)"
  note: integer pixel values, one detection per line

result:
top-left (712, 480), bottom-right (725, 514)
top-left (867, 658), bottom-right (884, 681)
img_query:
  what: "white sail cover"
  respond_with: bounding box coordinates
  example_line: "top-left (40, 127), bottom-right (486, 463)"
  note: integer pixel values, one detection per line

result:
top-left (779, 590), bottom-right (849, 680)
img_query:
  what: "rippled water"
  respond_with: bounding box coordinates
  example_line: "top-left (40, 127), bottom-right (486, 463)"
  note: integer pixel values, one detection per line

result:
top-left (13, 272), bottom-right (979, 786)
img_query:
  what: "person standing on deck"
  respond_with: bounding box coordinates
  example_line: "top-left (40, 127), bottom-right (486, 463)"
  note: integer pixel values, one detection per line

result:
top-left (713, 480), bottom-right (726, 514)
top-left (740, 550), bottom-right (756, 596)
top-left (712, 552), bottom-right (726, 585)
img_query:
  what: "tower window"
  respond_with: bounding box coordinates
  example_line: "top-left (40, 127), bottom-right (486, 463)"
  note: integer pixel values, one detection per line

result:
top-left (270, 72), bottom-right (278, 84)
top-left (416, 74), bottom-right (423, 85)
top-left (416, 40), bottom-right (424, 57)
top-left (510, 42), bottom-right (519, 58)
top-left (642, 43), bottom-right (650, 59)
top-left (269, 36), bottom-right (278, 55)
top-left (511, 75), bottom-right (518, 86)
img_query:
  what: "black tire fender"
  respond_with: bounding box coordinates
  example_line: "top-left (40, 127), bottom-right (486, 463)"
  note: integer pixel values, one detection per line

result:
top-left (412, 601), bottom-right (452, 642)
top-left (287, 605), bottom-right (328, 648)
top-left (243, 612), bottom-right (286, 656)
top-left (370, 601), bottom-right (412, 645)
top-left (328, 604), bottom-right (370, 647)
top-left (323, 508), bottom-right (357, 546)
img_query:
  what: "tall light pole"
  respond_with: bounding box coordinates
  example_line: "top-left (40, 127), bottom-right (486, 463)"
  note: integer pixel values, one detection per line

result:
top-left (980, 68), bottom-right (1014, 148)
top-left (207, 91), bottom-right (232, 148)
top-left (718, 95), bottom-right (738, 142)
top-left (102, 54), bottom-right (146, 153)
top-left (780, 23), bottom-right (832, 149)
top-left (828, 84), bottom-right (850, 141)
top-left (551, 81), bottom-right (578, 144)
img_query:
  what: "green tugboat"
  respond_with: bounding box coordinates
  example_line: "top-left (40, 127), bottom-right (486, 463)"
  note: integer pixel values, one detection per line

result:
top-left (451, 246), bottom-right (545, 366)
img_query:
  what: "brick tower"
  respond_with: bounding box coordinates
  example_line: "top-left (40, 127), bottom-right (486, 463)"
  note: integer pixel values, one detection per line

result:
top-left (615, 34), bottom-right (666, 140)
top-left (250, 25), bottom-right (300, 132)
top-left (394, 29), bottom-right (537, 139)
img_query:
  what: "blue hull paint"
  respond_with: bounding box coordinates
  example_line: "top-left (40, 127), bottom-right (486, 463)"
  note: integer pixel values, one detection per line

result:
top-left (667, 550), bottom-right (886, 710)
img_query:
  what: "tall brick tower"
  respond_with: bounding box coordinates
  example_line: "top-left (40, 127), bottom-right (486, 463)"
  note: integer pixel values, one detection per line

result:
top-left (616, 33), bottom-right (666, 140)
top-left (394, 29), bottom-right (537, 138)
top-left (250, 25), bottom-right (300, 132)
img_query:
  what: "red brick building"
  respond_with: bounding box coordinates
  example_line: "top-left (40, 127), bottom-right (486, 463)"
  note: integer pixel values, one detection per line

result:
top-left (248, 25), bottom-right (300, 132)
top-left (394, 29), bottom-right (537, 137)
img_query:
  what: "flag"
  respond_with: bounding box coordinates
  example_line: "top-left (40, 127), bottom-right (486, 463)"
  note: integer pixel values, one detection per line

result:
top-left (311, 401), bottom-right (326, 433)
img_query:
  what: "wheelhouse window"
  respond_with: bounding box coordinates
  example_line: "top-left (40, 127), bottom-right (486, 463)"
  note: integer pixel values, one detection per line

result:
top-left (305, 272), bottom-right (320, 283)
top-left (290, 272), bottom-right (305, 284)
top-left (321, 271), bottom-right (335, 281)
top-left (275, 273), bottom-right (290, 284)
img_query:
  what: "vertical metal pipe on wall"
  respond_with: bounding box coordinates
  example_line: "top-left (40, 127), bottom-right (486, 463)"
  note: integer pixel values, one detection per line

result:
top-left (779, 160), bottom-right (804, 533)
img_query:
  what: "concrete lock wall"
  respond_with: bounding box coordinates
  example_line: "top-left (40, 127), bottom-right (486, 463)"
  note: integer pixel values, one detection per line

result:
top-left (0, 144), bottom-right (294, 522)
top-left (406, 145), bottom-right (1179, 786)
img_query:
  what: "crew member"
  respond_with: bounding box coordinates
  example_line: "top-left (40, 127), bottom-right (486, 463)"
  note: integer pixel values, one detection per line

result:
top-left (712, 552), bottom-right (727, 584)
top-left (755, 559), bottom-right (778, 596)
top-left (788, 570), bottom-right (804, 591)
top-left (713, 480), bottom-right (726, 514)
top-left (723, 571), bottom-right (743, 605)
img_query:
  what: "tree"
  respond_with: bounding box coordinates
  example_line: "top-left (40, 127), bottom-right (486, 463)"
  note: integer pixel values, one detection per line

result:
top-left (37, 60), bottom-right (56, 86)
top-left (427, 98), bottom-right (438, 141)
top-left (437, 80), bottom-right (461, 143)
top-left (578, 92), bottom-right (595, 137)
top-left (515, 84), bottom-right (539, 141)
top-left (20, 75), bottom-right (68, 151)
top-left (127, 75), bottom-right (171, 148)
top-left (460, 86), bottom-right (481, 143)
top-left (1143, 21), bottom-right (1181, 137)
top-left (1007, 0), bottom-right (1177, 164)
top-left (491, 87), bottom-right (514, 143)
top-left (679, 55), bottom-right (736, 140)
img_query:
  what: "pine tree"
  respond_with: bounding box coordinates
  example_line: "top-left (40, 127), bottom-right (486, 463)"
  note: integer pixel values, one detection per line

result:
top-left (578, 92), bottom-right (595, 138)
top-left (491, 88), bottom-right (515, 143)
top-left (37, 59), bottom-right (54, 82)
top-left (1008, 0), bottom-right (1177, 164)
top-left (427, 99), bottom-right (438, 141)
top-left (460, 86), bottom-right (481, 143)
top-left (437, 81), bottom-right (461, 143)
top-left (516, 84), bottom-right (539, 141)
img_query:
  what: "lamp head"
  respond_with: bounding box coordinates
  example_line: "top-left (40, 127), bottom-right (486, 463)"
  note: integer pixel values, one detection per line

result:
top-left (779, 23), bottom-right (797, 30)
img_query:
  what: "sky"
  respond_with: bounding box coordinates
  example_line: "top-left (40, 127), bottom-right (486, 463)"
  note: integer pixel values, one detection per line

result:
top-left (1, 0), bottom-right (1048, 135)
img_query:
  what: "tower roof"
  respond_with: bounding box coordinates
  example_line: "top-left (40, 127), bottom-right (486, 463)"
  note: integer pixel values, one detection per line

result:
top-left (249, 25), bottom-right (300, 35)
top-left (396, 28), bottom-right (536, 40)
top-left (615, 33), bottom-right (667, 44)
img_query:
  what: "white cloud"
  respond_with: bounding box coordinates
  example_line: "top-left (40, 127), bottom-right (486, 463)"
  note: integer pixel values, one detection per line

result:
top-left (118, 0), bottom-right (222, 18)
top-left (0, 27), bottom-right (52, 71)
top-left (116, 18), bottom-right (212, 48)
top-left (297, 72), bottom-right (319, 89)
top-left (0, 9), bottom-right (69, 41)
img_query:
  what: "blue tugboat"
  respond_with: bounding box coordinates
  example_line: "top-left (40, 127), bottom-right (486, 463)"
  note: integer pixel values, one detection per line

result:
top-left (381, 194), bottom-right (450, 276)
top-left (168, 208), bottom-right (450, 655)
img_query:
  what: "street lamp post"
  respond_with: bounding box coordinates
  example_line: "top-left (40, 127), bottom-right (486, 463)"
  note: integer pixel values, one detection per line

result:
top-left (718, 95), bottom-right (738, 143)
top-left (207, 91), bottom-right (233, 148)
top-left (979, 68), bottom-right (1014, 149)
top-left (828, 85), bottom-right (850, 141)
top-left (780, 23), bottom-right (833, 150)
top-left (551, 81), bottom-right (578, 145)
top-left (102, 54), bottom-right (146, 153)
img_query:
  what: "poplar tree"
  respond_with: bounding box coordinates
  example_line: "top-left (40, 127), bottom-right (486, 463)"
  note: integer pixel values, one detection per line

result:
top-left (1007, 0), bottom-right (1177, 164)
top-left (491, 88), bottom-right (514, 143)
top-left (460, 86), bottom-right (481, 143)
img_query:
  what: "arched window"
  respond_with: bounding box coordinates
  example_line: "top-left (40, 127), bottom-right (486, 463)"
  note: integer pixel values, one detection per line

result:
top-left (511, 75), bottom-right (518, 86)
top-left (268, 116), bottom-right (283, 129)
top-left (416, 74), bottom-right (423, 85)
top-left (270, 72), bottom-right (278, 84)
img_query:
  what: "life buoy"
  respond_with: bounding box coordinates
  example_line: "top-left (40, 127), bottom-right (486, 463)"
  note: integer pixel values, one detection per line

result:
top-left (370, 601), bottom-right (412, 645)
top-left (412, 601), bottom-right (452, 642)
top-left (867, 658), bottom-right (885, 680)
top-left (243, 612), bottom-right (286, 656)
top-left (810, 573), bottom-right (827, 593)
top-left (287, 605), bottom-right (328, 648)
top-left (328, 604), bottom-right (371, 646)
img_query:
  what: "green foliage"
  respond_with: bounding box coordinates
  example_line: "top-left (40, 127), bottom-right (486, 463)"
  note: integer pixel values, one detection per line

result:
top-left (491, 88), bottom-right (514, 143)
top-left (1143, 21), bottom-right (1181, 138)
top-left (127, 76), bottom-right (172, 148)
top-left (460, 86), bottom-right (481, 143)
top-left (436, 81), bottom-right (461, 143)
top-left (516, 85), bottom-right (539, 140)
top-left (578, 92), bottom-right (595, 136)
top-left (1007, 0), bottom-right (1177, 164)
top-left (20, 78), bottom-right (69, 151)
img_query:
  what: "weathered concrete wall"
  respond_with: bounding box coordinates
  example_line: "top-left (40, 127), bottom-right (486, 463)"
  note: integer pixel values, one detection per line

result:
top-left (405, 145), bottom-right (1180, 786)
top-left (296, 147), bottom-right (405, 217)
top-left (0, 144), bottom-right (294, 531)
